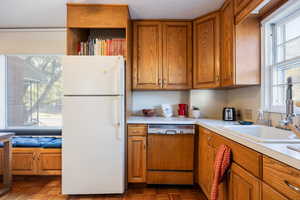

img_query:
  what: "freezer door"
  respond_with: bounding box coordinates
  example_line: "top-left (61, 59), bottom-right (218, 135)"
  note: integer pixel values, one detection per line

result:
top-left (62, 96), bottom-right (124, 194)
top-left (63, 56), bottom-right (124, 96)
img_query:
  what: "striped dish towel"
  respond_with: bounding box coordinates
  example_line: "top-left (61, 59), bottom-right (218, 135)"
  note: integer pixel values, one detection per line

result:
top-left (210, 144), bottom-right (231, 200)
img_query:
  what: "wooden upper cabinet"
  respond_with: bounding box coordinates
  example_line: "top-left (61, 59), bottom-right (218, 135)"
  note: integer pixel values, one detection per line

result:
top-left (67, 4), bottom-right (129, 28)
top-left (133, 21), bottom-right (162, 90)
top-left (162, 22), bottom-right (192, 89)
top-left (133, 20), bottom-right (192, 90)
top-left (221, 0), bottom-right (235, 87)
top-left (229, 163), bottom-right (261, 200)
top-left (220, 0), bottom-right (260, 87)
top-left (128, 136), bottom-right (147, 183)
top-left (193, 12), bottom-right (220, 89)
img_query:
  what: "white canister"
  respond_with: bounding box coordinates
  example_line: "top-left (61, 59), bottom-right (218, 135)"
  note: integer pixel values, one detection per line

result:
top-left (192, 110), bottom-right (201, 119)
top-left (161, 104), bottom-right (173, 118)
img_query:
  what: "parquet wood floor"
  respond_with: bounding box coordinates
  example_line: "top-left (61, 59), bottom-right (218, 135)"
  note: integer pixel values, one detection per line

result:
top-left (0, 176), bottom-right (207, 200)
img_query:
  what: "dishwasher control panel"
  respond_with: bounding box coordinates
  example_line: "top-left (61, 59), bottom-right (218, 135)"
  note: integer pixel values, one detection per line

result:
top-left (148, 124), bottom-right (195, 134)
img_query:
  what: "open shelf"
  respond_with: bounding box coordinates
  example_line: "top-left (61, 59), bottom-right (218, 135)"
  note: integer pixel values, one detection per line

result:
top-left (67, 28), bottom-right (126, 56)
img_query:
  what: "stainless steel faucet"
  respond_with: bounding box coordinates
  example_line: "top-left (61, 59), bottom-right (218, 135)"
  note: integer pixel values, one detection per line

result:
top-left (279, 77), bottom-right (296, 126)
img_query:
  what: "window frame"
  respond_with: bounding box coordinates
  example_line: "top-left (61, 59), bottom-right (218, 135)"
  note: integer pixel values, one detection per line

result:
top-left (261, 0), bottom-right (300, 114)
top-left (0, 54), bottom-right (63, 131)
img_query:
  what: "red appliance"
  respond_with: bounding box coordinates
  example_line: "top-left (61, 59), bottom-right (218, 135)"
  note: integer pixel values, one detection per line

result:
top-left (178, 104), bottom-right (188, 117)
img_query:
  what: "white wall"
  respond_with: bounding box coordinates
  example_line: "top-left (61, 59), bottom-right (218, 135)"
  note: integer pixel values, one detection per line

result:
top-left (0, 29), bottom-right (66, 54)
top-left (132, 91), bottom-right (190, 116)
top-left (190, 90), bottom-right (228, 119)
top-left (227, 86), bottom-right (261, 121)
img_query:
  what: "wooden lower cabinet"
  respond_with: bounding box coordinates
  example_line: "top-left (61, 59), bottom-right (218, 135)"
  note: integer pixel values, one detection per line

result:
top-left (229, 163), bottom-right (261, 200)
top-left (263, 156), bottom-right (300, 200)
top-left (0, 148), bottom-right (61, 175)
top-left (198, 127), bottom-right (214, 197)
top-left (198, 127), bottom-right (228, 200)
top-left (12, 149), bottom-right (37, 175)
top-left (197, 126), bottom-right (300, 200)
top-left (128, 136), bottom-right (146, 183)
top-left (38, 149), bottom-right (62, 175)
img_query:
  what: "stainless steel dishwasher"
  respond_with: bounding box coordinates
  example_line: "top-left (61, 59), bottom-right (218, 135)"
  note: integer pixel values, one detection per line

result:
top-left (147, 124), bottom-right (195, 185)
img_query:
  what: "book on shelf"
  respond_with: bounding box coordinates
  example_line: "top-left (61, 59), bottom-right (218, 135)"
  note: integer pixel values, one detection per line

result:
top-left (77, 38), bottom-right (126, 56)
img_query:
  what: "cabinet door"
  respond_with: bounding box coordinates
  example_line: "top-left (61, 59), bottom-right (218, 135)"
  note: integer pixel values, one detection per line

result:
top-left (133, 21), bottom-right (162, 89)
top-left (128, 136), bottom-right (146, 183)
top-left (38, 149), bottom-right (62, 175)
top-left (193, 12), bottom-right (220, 89)
top-left (12, 149), bottom-right (37, 175)
top-left (221, 0), bottom-right (235, 87)
top-left (198, 128), bottom-right (228, 200)
top-left (229, 163), bottom-right (261, 200)
top-left (162, 22), bottom-right (192, 89)
top-left (198, 128), bottom-right (214, 197)
top-left (262, 183), bottom-right (288, 200)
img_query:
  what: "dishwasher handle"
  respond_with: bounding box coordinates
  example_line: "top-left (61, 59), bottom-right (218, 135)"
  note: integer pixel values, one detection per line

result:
top-left (165, 130), bottom-right (177, 135)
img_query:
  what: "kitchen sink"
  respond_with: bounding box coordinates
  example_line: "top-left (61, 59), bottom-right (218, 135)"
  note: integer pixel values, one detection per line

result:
top-left (221, 125), bottom-right (300, 143)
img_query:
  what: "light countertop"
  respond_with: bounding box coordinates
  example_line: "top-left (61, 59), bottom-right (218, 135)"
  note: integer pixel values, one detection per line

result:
top-left (127, 116), bottom-right (300, 170)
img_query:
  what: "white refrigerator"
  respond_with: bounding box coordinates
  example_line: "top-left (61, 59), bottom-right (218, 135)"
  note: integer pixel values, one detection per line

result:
top-left (62, 56), bottom-right (125, 195)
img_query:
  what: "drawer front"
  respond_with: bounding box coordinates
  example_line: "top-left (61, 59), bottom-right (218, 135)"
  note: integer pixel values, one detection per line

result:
top-left (262, 183), bottom-right (289, 200)
top-left (263, 156), bottom-right (300, 200)
top-left (128, 124), bottom-right (147, 136)
top-left (211, 130), bottom-right (262, 178)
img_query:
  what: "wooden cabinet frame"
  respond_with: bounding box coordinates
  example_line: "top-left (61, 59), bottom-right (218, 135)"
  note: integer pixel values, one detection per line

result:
top-left (0, 148), bottom-right (61, 175)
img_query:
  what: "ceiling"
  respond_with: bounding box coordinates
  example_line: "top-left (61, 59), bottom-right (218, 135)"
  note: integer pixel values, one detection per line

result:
top-left (0, 0), bottom-right (225, 28)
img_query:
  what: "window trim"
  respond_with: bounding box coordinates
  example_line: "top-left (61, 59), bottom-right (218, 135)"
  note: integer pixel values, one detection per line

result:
top-left (261, 0), bottom-right (300, 114)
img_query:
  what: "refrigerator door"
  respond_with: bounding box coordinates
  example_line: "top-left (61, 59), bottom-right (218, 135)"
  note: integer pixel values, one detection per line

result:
top-left (63, 56), bottom-right (124, 96)
top-left (62, 96), bottom-right (124, 194)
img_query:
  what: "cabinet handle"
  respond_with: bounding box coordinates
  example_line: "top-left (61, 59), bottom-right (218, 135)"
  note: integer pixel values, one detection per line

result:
top-left (163, 79), bottom-right (167, 85)
top-left (158, 78), bottom-right (162, 85)
top-left (284, 180), bottom-right (300, 193)
top-left (216, 75), bottom-right (220, 81)
top-left (32, 155), bottom-right (35, 160)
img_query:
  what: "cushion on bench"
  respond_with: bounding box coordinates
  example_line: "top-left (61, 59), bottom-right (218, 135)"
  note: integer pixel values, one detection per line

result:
top-left (0, 137), bottom-right (61, 148)
top-left (42, 138), bottom-right (62, 148)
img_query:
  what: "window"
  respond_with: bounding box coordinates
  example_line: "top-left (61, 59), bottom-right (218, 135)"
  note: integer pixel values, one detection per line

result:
top-left (1, 55), bottom-right (62, 129)
top-left (262, 2), bottom-right (300, 113)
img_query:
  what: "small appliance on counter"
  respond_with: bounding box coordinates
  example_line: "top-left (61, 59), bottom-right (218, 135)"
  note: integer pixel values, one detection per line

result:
top-left (178, 104), bottom-right (188, 118)
top-left (161, 104), bottom-right (173, 118)
top-left (223, 107), bottom-right (236, 121)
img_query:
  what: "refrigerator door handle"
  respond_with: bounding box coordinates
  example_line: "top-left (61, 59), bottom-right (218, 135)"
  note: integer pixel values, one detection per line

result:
top-left (113, 97), bottom-right (121, 140)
